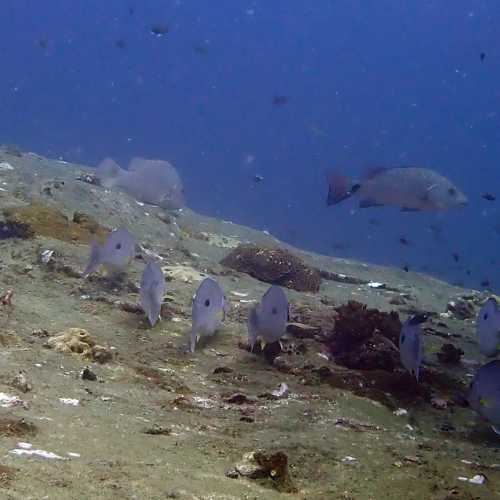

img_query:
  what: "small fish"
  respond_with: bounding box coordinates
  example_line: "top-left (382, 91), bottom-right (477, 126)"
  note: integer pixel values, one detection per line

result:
top-left (247, 285), bottom-right (288, 351)
top-left (452, 252), bottom-right (460, 263)
top-left (480, 52), bottom-right (486, 62)
top-left (399, 237), bottom-right (409, 246)
top-left (482, 192), bottom-right (496, 201)
top-left (399, 314), bottom-right (426, 382)
top-left (191, 278), bottom-right (228, 352)
top-left (115, 39), bottom-right (127, 49)
top-left (481, 279), bottom-right (492, 288)
top-left (477, 298), bottom-right (500, 357)
top-left (327, 167), bottom-right (468, 212)
top-left (253, 174), bottom-right (264, 183)
top-left (83, 227), bottom-right (135, 277)
top-left (193, 43), bottom-right (209, 55)
top-left (403, 264), bottom-right (409, 272)
top-left (139, 262), bottom-right (165, 327)
top-left (151, 24), bottom-right (169, 37)
top-left (96, 157), bottom-right (185, 209)
top-left (38, 38), bottom-right (48, 49)
top-left (467, 360), bottom-right (500, 434)
top-left (272, 95), bottom-right (290, 106)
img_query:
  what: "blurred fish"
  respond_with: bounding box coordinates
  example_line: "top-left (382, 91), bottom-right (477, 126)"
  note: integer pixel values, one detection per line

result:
top-left (327, 167), bottom-right (468, 212)
top-left (452, 252), bottom-right (460, 262)
top-left (477, 298), bottom-right (500, 357)
top-left (481, 279), bottom-right (492, 288)
top-left (273, 95), bottom-right (290, 106)
top-left (480, 52), bottom-right (486, 62)
top-left (193, 43), bottom-right (209, 55)
top-left (37, 38), bottom-right (48, 50)
top-left (402, 264), bottom-right (409, 272)
top-left (247, 285), bottom-right (288, 351)
top-left (399, 314), bottom-right (425, 382)
top-left (191, 278), bottom-right (228, 352)
top-left (399, 237), bottom-right (409, 246)
top-left (151, 24), bottom-right (169, 37)
top-left (467, 360), bottom-right (500, 434)
top-left (115, 39), bottom-right (127, 49)
top-left (140, 262), bottom-right (165, 327)
top-left (96, 157), bottom-right (185, 209)
top-left (253, 174), bottom-right (264, 183)
top-left (83, 227), bottom-right (135, 277)
top-left (482, 192), bottom-right (496, 201)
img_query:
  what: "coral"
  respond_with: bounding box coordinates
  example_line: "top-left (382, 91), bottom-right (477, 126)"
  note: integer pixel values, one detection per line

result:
top-left (437, 343), bottom-right (464, 364)
top-left (3, 203), bottom-right (108, 243)
top-left (327, 301), bottom-right (402, 371)
top-left (47, 327), bottom-right (113, 363)
top-left (220, 244), bottom-right (321, 292)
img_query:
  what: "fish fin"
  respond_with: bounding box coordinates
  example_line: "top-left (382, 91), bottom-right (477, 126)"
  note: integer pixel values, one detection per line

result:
top-left (359, 198), bottom-right (383, 208)
top-left (362, 166), bottom-right (391, 180)
top-left (326, 171), bottom-right (360, 206)
top-left (492, 425), bottom-right (500, 435)
top-left (401, 207), bottom-right (421, 212)
top-left (83, 240), bottom-right (101, 277)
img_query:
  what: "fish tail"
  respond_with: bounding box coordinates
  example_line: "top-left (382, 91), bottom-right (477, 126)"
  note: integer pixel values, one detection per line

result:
top-left (83, 240), bottom-right (102, 277)
top-left (96, 158), bottom-right (123, 188)
top-left (326, 171), bottom-right (360, 206)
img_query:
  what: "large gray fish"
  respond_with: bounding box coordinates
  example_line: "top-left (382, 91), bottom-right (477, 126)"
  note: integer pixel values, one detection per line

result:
top-left (190, 277), bottom-right (228, 352)
top-left (83, 227), bottom-right (135, 277)
top-left (140, 261), bottom-right (166, 327)
top-left (247, 285), bottom-right (288, 351)
top-left (97, 157), bottom-right (185, 209)
top-left (399, 314), bottom-right (425, 382)
top-left (467, 360), bottom-right (500, 435)
top-left (477, 297), bottom-right (500, 357)
top-left (327, 167), bottom-right (467, 212)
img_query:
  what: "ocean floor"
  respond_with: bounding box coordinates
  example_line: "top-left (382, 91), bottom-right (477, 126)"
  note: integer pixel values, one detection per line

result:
top-left (0, 146), bottom-right (498, 499)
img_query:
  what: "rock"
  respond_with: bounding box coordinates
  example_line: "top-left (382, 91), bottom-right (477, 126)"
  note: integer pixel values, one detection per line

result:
top-left (437, 343), bottom-right (464, 364)
top-left (10, 372), bottom-right (32, 393)
top-left (220, 244), bottom-right (321, 292)
top-left (446, 299), bottom-right (475, 320)
top-left (80, 367), bottom-right (97, 381)
top-left (48, 328), bottom-right (113, 364)
top-left (224, 393), bottom-right (255, 405)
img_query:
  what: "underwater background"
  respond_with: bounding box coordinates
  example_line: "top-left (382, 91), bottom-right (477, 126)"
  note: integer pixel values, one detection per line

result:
top-left (0, 0), bottom-right (499, 290)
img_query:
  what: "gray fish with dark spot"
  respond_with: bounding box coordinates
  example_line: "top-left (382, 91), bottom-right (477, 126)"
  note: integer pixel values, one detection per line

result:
top-left (83, 227), bottom-right (135, 277)
top-left (191, 278), bottom-right (228, 352)
top-left (477, 297), bottom-right (500, 357)
top-left (140, 261), bottom-right (165, 327)
top-left (467, 360), bottom-right (500, 435)
top-left (247, 285), bottom-right (288, 351)
top-left (399, 314), bottom-right (425, 382)
top-left (327, 167), bottom-right (467, 212)
top-left (97, 157), bottom-right (185, 209)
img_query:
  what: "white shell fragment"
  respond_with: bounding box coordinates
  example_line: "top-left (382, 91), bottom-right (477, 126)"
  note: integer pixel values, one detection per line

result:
top-left (59, 398), bottom-right (80, 406)
top-left (367, 281), bottom-right (385, 288)
top-left (0, 392), bottom-right (23, 408)
top-left (10, 448), bottom-right (66, 460)
top-left (0, 162), bottom-right (14, 170)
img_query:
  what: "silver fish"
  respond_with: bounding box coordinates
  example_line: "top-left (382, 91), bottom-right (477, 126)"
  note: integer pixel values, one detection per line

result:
top-left (140, 261), bottom-right (165, 327)
top-left (83, 227), bottom-right (135, 277)
top-left (327, 167), bottom-right (467, 212)
top-left (468, 360), bottom-right (500, 435)
top-left (191, 278), bottom-right (227, 352)
top-left (247, 285), bottom-right (288, 350)
top-left (477, 297), bottom-right (500, 357)
top-left (96, 157), bottom-right (185, 209)
top-left (399, 314), bottom-right (425, 382)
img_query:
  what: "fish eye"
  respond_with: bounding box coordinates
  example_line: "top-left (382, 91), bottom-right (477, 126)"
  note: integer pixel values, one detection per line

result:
top-left (115, 243), bottom-right (122, 250)
top-left (484, 313), bottom-right (488, 320)
top-left (448, 187), bottom-right (457, 196)
top-left (401, 334), bottom-right (405, 343)
top-left (204, 299), bottom-right (210, 307)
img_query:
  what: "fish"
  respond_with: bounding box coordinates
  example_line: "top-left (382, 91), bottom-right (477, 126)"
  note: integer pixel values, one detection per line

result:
top-left (399, 237), bottom-right (409, 246)
top-left (247, 285), bottom-right (288, 351)
top-left (83, 227), bottom-right (135, 277)
top-left (477, 298), bottom-right (500, 357)
top-left (399, 314), bottom-right (426, 382)
top-left (96, 157), bottom-right (185, 209)
top-left (139, 262), bottom-right (165, 327)
top-left (467, 360), bottom-right (500, 434)
top-left (190, 278), bottom-right (228, 352)
top-left (272, 95), bottom-right (290, 106)
top-left (452, 252), bottom-right (460, 263)
top-left (327, 167), bottom-right (468, 212)
top-left (115, 39), bottom-right (127, 49)
top-left (480, 52), bottom-right (486, 62)
top-left (481, 279), bottom-right (492, 289)
top-left (253, 174), bottom-right (264, 183)
top-left (482, 192), bottom-right (496, 201)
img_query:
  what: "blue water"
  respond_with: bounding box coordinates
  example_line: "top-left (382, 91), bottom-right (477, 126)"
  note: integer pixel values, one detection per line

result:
top-left (1, 1), bottom-right (499, 290)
